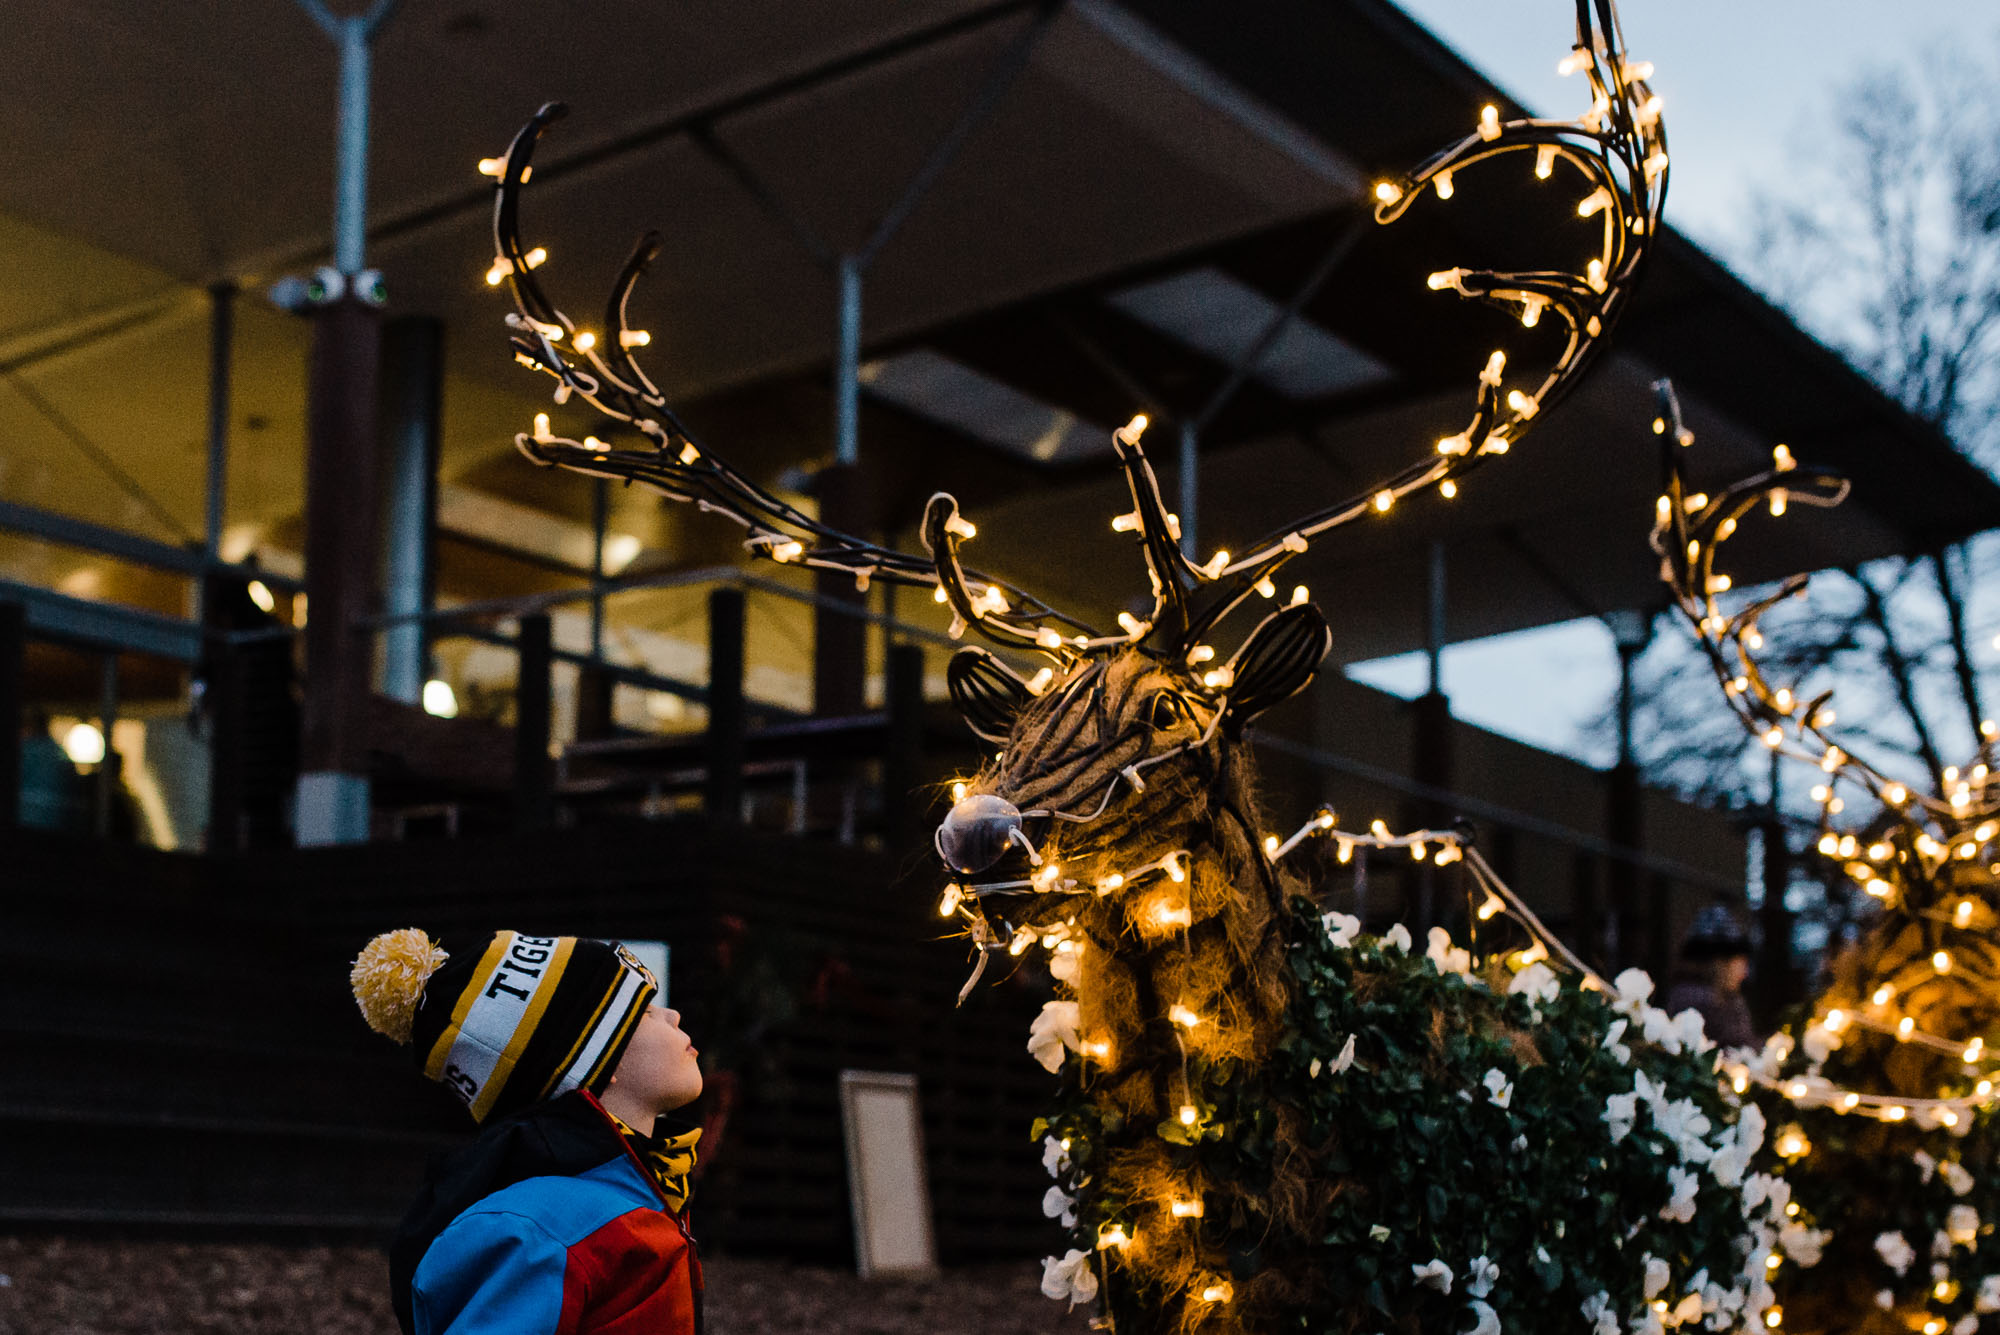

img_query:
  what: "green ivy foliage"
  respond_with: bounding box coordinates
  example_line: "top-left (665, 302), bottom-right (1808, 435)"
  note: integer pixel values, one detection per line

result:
top-left (1036, 898), bottom-right (1789, 1333)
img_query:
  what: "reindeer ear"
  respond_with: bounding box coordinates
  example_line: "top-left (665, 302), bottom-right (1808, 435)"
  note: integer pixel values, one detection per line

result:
top-left (1220, 604), bottom-right (1331, 726)
top-left (948, 649), bottom-right (1035, 744)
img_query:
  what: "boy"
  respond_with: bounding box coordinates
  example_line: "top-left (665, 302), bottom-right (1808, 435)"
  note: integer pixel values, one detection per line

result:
top-left (351, 927), bottom-right (706, 1335)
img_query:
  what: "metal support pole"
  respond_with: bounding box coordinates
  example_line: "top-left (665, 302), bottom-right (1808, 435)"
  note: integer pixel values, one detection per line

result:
top-left (297, 299), bottom-right (383, 846)
top-left (1177, 421), bottom-right (1198, 559)
top-left (590, 478), bottom-right (608, 659)
top-left (515, 613), bottom-right (554, 830)
top-left (1616, 646), bottom-right (1637, 768)
top-left (706, 588), bottom-right (746, 823)
top-left (203, 283), bottom-right (235, 566)
top-left (333, 19), bottom-right (375, 275)
top-left (885, 643), bottom-right (927, 851)
top-left (1757, 753), bottom-right (1793, 1019)
top-left (834, 257), bottom-right (862, 467)
top-left (378, 315), bottom-right (443, 704)
top-left (295, 0), bottom-right (401, 274)
top-left (94, 652), bottom-right (118, 838)
top-left (1426, 539), bottom-right (1447, 696)
top-left (1411, 541), bottom-right (1452, 937)
top-left (0, 602), bottom-right (22, 830)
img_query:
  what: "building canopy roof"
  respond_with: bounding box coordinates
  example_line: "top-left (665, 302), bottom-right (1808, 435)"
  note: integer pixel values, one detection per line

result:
top-left (0, 0), bottom-right (1992, 670)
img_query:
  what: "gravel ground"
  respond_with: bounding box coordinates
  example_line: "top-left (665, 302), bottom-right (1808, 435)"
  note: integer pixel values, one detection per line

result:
top-left (0, 1237), bottom-right (1093, 1335)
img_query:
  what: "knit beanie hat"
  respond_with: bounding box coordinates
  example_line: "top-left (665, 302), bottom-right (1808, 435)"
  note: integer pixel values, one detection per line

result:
top-left (351, 928), bottom-right (658, 1124)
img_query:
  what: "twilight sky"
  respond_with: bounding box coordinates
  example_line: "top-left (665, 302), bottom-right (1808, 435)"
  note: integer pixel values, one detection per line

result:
top-left (1348, 2), bottom-right (1997, 765)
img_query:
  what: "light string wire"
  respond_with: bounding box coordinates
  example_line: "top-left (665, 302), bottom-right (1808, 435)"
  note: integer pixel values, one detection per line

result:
top-left (1254, 809), bottom-right (1999, 1125)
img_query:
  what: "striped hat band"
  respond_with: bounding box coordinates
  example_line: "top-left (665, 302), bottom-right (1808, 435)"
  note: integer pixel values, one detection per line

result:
top-left (409, 932), bottom-right (657, 1124)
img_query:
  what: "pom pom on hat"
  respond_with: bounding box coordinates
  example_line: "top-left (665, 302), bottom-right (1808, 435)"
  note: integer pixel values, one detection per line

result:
top-left (352, 928), bottom-right (448, 1045)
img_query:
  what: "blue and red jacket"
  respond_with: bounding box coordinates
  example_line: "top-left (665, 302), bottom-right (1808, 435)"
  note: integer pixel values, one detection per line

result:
top-left (391, 1090), bottom-right (701, 1335)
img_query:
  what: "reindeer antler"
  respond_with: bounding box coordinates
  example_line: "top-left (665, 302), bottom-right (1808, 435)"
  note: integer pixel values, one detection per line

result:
top-left (1084, 0), bottom-right (1671, 655)
top-left (1647, 379), bottom-right (2000, 842)
top-left (486, 102), bottom-right (1099, 658)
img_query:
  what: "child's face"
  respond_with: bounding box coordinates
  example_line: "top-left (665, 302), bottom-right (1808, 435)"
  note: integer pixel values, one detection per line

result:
top-left (610, 1005), bottom-right (704, 1113)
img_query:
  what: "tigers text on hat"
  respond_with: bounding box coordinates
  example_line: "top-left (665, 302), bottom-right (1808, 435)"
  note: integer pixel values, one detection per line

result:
top-left (352, 928), bottom-right (658, 1123)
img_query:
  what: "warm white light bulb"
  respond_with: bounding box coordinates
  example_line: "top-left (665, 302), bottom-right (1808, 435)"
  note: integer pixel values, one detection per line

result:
top-left (422, 679), bottom-right (459, 719)
top-left (62, 722), bottom-right (106, 766)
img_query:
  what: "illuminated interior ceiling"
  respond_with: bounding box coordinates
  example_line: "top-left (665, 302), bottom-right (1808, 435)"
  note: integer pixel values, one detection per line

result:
top-left (0, 0), bottom-right (1990, 692)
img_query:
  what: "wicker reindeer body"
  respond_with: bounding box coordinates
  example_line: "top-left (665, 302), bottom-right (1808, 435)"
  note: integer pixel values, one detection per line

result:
top-left (944, 652), bottom-right (1322, 1329)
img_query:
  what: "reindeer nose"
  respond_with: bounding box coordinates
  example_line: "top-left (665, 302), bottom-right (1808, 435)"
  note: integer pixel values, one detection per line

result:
top-left (935, 793), bottom-right (1024, 875)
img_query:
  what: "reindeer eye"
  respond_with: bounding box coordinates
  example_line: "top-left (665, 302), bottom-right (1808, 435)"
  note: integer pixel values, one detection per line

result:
top-left (1150, 692), bottom-right (1188, 729)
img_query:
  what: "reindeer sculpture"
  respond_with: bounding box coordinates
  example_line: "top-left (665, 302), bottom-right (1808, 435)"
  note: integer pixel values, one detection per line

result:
top-left (1649, 384), bottom-right (2000, 1333)
top-left (479, 5), bottom-right (1791, 1330)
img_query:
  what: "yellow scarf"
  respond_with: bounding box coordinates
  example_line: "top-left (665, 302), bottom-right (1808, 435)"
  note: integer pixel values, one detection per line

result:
top-left (609, 1114), bottom-right (702, 1212)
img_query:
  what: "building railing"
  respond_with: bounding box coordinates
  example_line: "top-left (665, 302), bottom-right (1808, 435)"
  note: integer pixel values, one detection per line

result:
top-left (0, 507), bottom-right (1748, 991)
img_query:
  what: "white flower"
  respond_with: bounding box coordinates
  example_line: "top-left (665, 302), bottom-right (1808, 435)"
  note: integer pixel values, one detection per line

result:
top-left (1735, 1103), bottom-right (1767, 1155)
top-left (1979, 1275), bottom-right (2000, 1314)
top-left (1040, 1248), bottom-right (1099, 1306)
top-left (1707, 1139), bottom-right (1749, 1188)
top-left (1778, 1221), bottom-right (1827, 1267)
top-left (1956, 1317), bottom-right (1980, 1335)
top-left (1412, 1258), bottom-right (1454, 1293)
top-left (1602, 1018), bottom-right (1631, 1065)
top-left (1801, 1023), bottom-right (1838, 1063)
top-left (1330, 1032), bottom-right (1358, 1074)
top-left (1322, 911), bottom-right (1362, 948)
top-left (1462, 1299), bottom-right (1501, 1335)
top-left (1028, 1000), bottom-right (1083, 1073)
top-left (1632, 1305), bottom-right (1664, 1335)
top-left (1640, 1005), bottom-right (1685, 1054)
top-left (1611, 967), bottom-right (1655, 1019)
top-left (1605, 1090), bottom-right (1640, 1143)
top-left (1651, 1098), bottom-right (1713, 1163)
top-left (1384, 922), bottom-right (1413, 952)
top-left (1671, 1008), bottom-right (1711, 1053)
top-left (1742, 1172), bottom-right (1788, 1218)
top-left (1660, 1166), bottom-right (1699, 1223)
top-left (1944, 1160), bottom-right (1976, 1196)
top-left (1507, 961), bottom-right (1560, 1005)
top-left (1671, 1293), bottom-right (1702, 1325)
top-left (1465, 1255), bottom-right (1499, 1299)
top-left (1427, 926), bottom-right (1473, 975)
top-left (1483, 1068), bottom-right (1514, 1109)
top-left (1913, 1149), bottom-right (1938, 1183)
top-left (1042, 1186), bottom-right (1077, 1228)
top-left (1949, 1205), bottom-right (1981, 1246)
top-left (1048, 948), bottom-right (1079, 983)
top-left (1580, 1290), bottom-right (1620, 1335)
top-left (1042, 1135), bottom-right (1070, 1176)
top-left (1874, 1231), bottom-right (1915, 1276)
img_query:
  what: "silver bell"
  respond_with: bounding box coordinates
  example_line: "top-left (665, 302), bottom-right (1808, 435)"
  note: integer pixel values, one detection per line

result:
top-left (935, 793), bottom-right (1023, 874)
